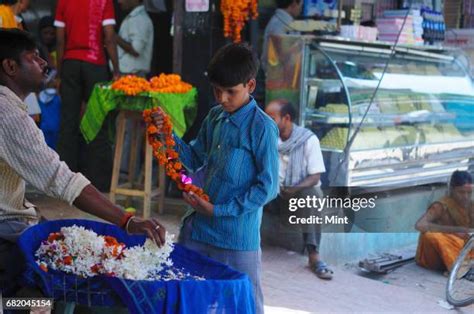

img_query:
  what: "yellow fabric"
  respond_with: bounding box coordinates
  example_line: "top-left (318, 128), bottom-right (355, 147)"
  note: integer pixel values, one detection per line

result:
top-left (267, 40), bottom-right (279, 67)
top-left (0, 5), bottom-right (18, 29)
top-left (415, 232), bottom-right (466, 271)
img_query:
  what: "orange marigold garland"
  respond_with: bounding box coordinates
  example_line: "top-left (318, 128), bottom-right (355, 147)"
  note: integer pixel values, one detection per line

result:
top-left (221, 0), bottom-right (258, 42)
top-left (143, 108), bottom-right (210, 202)
top-left (111, 74), bottom-right (193, 95)
top-left (149, 74), bottom-right (193, 94)
top-left (111, 75), bottom-right (150, 96)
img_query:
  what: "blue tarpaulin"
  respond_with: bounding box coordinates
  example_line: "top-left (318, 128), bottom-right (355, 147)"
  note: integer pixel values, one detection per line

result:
top-left (18, 219), bottom-right (255, 314)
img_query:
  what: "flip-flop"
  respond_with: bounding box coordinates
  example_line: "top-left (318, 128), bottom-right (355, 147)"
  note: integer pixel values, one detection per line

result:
top-left (312, 261), bottom-right (334, 280)
top-left (463, 269), bottom-right (474, 282)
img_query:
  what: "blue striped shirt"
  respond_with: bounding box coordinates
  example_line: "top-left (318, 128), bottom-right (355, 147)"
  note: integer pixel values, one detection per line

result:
top-left (173, 98), bottom-right (279, 250)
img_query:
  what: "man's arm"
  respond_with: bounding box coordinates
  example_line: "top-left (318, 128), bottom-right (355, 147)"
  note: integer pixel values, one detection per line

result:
top-left (116, 35), bottom-right (139, 57)
top-left (117, 18), bottom-right (152, 58)
top-left (0, 109), bottom-right (165, 244)
top-left (74, 185), bottom-right (165, 244)
top-left (415, 202), bottom-right (471, 234)
top-left (281, 174), bottom-right (320, 196)
top-left (103, 25), bottom-right (120, 79)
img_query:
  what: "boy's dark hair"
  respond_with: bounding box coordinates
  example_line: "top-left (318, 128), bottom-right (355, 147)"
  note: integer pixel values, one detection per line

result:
top-left (0, 28), bottom-right (37, 65)
top-left (450, 170), bottom-right (472, 188)
top-left (279, 99), bottom-right (297, 121)
top-left (276, 0), bottom-right (301, 9)
top-left (207, 43), bottom-right (259, 87)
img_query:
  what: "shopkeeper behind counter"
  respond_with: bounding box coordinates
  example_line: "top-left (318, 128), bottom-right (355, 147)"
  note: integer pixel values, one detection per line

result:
top-left (0, 28), bottom-right (165, 294)
top-left (261, 0), bottom-right (303, 72)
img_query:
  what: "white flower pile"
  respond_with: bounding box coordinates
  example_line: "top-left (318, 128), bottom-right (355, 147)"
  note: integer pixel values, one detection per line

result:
top-left (35, 225), bottom-right (203, 281)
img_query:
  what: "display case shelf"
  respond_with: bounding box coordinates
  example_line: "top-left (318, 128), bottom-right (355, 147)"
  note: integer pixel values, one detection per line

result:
top-left (305, 110), bottom-right (456, 126)
top-left (266, 35), bottom-right (474, 188)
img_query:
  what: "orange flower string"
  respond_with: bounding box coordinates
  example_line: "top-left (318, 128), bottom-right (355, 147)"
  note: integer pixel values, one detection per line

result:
top-left (143, 108), bottom-right (210, 202)
top-left (221, 0), bottom-right (258, 42)
top-left (111, 75), bottom-right (150, 96)
top-left (149, 74), bottom-right (193, 94)
top-left (111, 74), bottom-right (193, 95)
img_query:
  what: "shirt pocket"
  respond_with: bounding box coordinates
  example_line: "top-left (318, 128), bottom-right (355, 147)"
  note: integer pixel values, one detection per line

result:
top-left (222, 147), bottom-right (254, 186)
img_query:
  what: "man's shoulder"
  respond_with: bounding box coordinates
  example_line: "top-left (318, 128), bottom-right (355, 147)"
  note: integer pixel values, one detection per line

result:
top-left (305, 131), bottom-right (320, 143)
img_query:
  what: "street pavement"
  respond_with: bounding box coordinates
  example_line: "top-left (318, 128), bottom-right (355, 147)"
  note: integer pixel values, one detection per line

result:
top-left (26, 192), bottom-right (473, 314)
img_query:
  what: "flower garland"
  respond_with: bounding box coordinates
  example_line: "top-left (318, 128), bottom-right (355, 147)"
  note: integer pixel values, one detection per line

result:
top-left (221, 0), bottom-right (258, 42)
top-left (143, 108), bottom-right (210, 202)
top-left (111, 75), bottom-right (150, 96)
top-left (111, 74), bottom-right (193, 95)
top-left (150, 74), bottom-right (193, 94)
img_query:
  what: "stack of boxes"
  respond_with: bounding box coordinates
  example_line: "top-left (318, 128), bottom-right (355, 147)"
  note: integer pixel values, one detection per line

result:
top-left (376, 9), bottom-right (424, 45)
top-left (340, 25), bottom-right (378, 42)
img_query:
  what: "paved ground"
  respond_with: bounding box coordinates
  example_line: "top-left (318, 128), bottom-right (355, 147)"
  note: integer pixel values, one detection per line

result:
top-left (26, 191), bottom-right (473, 314)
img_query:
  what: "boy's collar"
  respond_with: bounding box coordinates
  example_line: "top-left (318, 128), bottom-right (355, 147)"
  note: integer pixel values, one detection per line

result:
top-left (217, 97), bottom-right (256, 127)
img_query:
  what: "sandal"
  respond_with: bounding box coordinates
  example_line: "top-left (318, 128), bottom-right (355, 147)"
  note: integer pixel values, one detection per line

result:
top-left (463, 269), bottom-right (474, 282)
top-left (312, 261), bottom-right (334, 280)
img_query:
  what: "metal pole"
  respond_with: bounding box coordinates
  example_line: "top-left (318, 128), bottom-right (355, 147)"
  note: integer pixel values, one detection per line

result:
top-left (173, 0), bottom-right (184, 74)
top-left (337, 0), bottom-right (344, 31)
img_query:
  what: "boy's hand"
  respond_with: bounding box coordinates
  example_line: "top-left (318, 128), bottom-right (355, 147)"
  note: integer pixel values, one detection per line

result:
top-left (151, 107), bottom-right (168, 130)
top-left (183, 191), bottom-right (214, 216)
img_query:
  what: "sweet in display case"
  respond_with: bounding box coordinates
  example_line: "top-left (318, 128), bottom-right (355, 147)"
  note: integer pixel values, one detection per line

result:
top-left (265, 35), bottom-right (474, 187)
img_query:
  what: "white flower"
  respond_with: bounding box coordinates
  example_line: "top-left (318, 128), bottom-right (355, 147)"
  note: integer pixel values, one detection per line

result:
top-left (35, 226), bottom-right (200, 281)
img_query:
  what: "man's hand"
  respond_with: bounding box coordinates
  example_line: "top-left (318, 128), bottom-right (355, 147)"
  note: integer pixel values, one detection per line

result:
top-left (151, 107), bottom-right (168, 130)
top-left (112, 71), bottom-right (121, 81)
top-left (280, 186), bottom-right (299, 200)
top-left (183, 191), bottom-right (214, 216)
top-left (127, 217), bottom-right (166, 247)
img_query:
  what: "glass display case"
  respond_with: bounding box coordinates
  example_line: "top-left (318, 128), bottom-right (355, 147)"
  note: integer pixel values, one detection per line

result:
top-left (266, 35), bottom-right (474, 187)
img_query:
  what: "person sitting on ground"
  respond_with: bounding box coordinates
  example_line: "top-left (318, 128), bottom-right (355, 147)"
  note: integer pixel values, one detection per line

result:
top-left (265, 99), bottom-right (333, 280)
top-left (415, 170), bottom-right (474, 278)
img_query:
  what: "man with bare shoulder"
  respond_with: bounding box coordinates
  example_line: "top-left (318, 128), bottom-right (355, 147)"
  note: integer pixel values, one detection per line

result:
top-left (415, 170), bottom-right (473, 278)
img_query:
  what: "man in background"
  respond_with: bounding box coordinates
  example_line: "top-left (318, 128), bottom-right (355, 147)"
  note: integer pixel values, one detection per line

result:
top-left (116, 0), bottom-right (154, 77)
top-left (55, 0), bottom-right (120, 192)
top-left (266, 99), bottom-right (333, 280)
top-left (261, 0), bottom-right (302, 72)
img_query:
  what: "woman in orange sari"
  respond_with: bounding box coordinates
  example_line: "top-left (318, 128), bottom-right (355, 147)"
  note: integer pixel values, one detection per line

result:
top-left (415, 170), bottom-right (474, 272)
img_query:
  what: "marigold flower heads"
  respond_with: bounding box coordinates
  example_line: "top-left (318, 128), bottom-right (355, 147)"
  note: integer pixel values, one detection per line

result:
top-left (111, 74), bottom-right (194, 95)
top-left (221, 0), bottom-right (258, 42)
top-left (111, 75), bottom-right (150, 96)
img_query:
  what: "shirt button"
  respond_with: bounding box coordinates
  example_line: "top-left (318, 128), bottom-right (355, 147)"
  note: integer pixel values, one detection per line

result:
top-left (225, 119), bottom-right (229, 123)
top-left (217, 145), bottom-right (221, 149)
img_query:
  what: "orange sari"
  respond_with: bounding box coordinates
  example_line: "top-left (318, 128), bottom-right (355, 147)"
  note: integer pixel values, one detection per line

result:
top-left (415, 196), bottom-right (473, 271)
